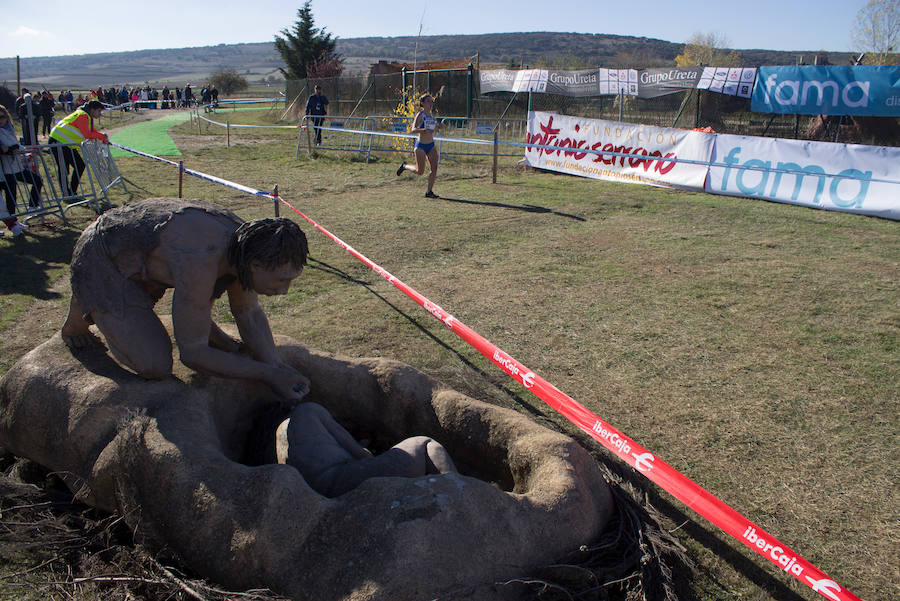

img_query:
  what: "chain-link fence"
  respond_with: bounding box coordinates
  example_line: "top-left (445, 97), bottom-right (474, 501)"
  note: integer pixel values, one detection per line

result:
top-left (285, 70), bottom-right (900, 146)
top-left (286, 67), bottom-right (476, 120)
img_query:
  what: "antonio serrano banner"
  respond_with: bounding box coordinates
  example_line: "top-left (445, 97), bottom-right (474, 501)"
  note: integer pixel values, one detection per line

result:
top-left (706, 134), bottom-right (900, 219)
top-left (751, 65), bottom-right (900, 116)
top-left (525, 111), bottom-right (714, 188)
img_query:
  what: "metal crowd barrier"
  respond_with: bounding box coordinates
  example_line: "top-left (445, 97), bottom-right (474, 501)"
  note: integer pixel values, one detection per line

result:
top-left (295, 115), bottom-right (528, 161)
top-left (1, 140), bottom-right (125, 225)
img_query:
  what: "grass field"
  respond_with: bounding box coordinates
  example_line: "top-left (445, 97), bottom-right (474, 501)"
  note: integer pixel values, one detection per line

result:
top-left (0, 112), bottom-right (897, 601)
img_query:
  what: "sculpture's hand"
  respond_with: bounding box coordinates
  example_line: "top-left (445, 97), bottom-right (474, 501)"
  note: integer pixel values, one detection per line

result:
top-left (268, 363), bottom-right (311, 404)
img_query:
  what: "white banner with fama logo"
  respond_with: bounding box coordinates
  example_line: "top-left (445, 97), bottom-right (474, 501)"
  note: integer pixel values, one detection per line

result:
top-left (525, 111), bottom-right (715, 189)
top-left (706, 134), bottom-right (900, 219)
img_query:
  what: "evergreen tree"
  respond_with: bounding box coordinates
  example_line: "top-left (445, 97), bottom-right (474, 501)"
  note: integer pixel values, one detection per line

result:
top-left (274, 2), bottom-right (342, 80)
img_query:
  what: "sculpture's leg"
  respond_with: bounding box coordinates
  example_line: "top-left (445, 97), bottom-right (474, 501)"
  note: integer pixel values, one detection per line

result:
top-left (91, 308), bottom-right (173, 379)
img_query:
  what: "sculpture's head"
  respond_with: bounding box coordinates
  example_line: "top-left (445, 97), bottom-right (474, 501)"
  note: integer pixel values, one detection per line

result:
top-left (228, 218), bottom-right (308, 294)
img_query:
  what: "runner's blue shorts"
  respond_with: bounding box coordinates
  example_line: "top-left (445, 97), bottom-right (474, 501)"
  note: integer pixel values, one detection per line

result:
top-left (415, 141), bottom-right (435, 153)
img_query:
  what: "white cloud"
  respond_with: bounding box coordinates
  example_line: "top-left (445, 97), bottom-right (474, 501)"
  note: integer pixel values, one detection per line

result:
top-left (11, 25), bottom-right (51, 39)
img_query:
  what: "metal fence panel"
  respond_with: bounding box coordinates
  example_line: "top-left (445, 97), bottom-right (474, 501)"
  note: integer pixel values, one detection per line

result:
top-left (1, 140), bottom-right (120, 225)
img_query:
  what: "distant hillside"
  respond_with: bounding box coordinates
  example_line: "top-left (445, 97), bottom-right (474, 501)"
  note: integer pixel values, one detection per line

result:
top-left (0, 32), bottom-right (854, 89)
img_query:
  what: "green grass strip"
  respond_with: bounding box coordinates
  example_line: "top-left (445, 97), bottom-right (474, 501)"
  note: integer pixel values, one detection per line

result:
top-left (109, 111), bottom-right (191, 158)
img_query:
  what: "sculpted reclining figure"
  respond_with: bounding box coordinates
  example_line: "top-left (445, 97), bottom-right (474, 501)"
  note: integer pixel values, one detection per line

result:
top-left (276, 401), bottom-right (457, 497)
top-left (61, 197), bottom-right (311, 402)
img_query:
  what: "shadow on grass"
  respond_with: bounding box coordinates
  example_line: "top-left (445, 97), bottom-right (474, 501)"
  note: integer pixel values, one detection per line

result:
top-left (0, 226), bottom-right (82, 300)
top-left (308, 257), bottom-right (544, 419)
top-left (653, 490), bottom-right (808, 601)
top-left (436, 195), bottom-right (586, 222)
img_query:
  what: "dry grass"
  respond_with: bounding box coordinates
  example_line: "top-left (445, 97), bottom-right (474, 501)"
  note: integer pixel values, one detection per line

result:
top-left (0, 123), bottom-right (897, 601)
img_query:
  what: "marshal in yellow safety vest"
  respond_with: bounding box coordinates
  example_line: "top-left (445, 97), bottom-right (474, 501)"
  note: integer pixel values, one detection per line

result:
top-left (50, 103), bottom-right (109, 145)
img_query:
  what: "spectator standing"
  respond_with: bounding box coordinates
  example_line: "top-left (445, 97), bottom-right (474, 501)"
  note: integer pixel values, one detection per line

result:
top-left (15, 88), bottom-right (39, 145)
top-left (305, 84), bottom-right (329, 145)
top-left (183, 84), bottom-right (194, 107)
top-left (39, 91), bottom-right (55, 138)
top-left (48, 100), bottom-right (109, 196)
top-left (0, 105), bottom-right (41, 236)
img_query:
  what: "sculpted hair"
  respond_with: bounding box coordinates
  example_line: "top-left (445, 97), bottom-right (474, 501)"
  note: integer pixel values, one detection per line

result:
top-left (227, 218), bottom-right (309, 290)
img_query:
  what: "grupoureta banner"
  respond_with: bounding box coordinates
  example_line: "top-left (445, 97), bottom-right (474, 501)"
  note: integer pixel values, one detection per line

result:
top-left (751, 65), bottom-right (900, 116)
top-left (638, 67), bottom-right (703, 98)
top-left (480, 69), bottom-right (604, 96)
top-left (525, 111), bottom-right (714, 189)
top-left (706, 134), bottom-right (900, 219)
top-left (481, 68), bottom-right (756, 98)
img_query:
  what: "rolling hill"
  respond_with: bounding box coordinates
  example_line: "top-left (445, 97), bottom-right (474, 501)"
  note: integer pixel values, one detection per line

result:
top-left (0, 32), bottom-right (853, 89)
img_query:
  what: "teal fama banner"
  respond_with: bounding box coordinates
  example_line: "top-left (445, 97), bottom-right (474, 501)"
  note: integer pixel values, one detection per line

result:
top-left (751, 65), bottom-right (900, 116)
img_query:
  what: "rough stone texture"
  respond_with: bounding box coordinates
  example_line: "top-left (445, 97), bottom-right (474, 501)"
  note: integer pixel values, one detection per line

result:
top-left (0, 323), bottom-right (614, 601)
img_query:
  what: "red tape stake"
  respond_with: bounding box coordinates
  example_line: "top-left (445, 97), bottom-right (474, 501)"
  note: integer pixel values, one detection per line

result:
top-left (275, 195), bottom-right (861, 601)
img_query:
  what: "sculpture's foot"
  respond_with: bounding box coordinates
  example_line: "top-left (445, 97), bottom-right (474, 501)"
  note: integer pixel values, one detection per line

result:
top-left (61, 329), bottom-right (106, 351)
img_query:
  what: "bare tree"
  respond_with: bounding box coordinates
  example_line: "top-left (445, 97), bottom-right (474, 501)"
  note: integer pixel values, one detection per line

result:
top-left (852, 0), bottom-right (900, 64)
top-left (675, 32), bottom-right (742, 67)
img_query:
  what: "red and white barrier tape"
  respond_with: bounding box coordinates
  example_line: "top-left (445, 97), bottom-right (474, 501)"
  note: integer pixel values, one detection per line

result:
top-left (274, 194), bottom-right (860, 601)
top-left (112, 143), bottom-right (862, 601)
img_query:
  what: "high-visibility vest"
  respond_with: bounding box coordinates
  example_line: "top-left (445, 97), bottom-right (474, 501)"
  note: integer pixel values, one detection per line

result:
top-left (49, 109), bottom-right (108, 145)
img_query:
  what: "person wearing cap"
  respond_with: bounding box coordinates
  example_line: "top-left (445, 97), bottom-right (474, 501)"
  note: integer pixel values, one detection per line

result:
top-left (48, 100), bottom-right (109, 196)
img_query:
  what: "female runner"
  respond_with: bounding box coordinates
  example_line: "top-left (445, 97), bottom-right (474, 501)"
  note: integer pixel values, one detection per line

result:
top-left (396, 93), bottom-right (443, 198)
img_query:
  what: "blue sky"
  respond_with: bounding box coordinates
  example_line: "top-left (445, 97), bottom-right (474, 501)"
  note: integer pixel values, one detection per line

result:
top-left (2, 0), bottom-right (864, 59)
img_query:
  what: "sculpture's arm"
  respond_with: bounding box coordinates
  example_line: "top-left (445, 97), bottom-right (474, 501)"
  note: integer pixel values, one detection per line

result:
top-left (170, 267), bottom-right (306, 401)
top-left (227, 282), bottom-right (310, 399)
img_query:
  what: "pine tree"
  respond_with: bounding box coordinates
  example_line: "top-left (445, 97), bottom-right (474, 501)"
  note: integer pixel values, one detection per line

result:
top-left (274, 2), bottom-right (342, 80)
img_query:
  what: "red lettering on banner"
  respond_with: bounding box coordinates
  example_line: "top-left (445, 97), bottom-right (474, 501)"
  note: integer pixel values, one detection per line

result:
top-left (525, 115), bottom-right (562, 154)
top-left (657, 153), bottom-right (677, 174)
top-left (529, 115), bottom-right (680, 173)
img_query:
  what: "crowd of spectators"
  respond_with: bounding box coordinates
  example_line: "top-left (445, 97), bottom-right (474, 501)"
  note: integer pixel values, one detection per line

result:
top-left (89, 83), bottom-right (219, 110)
top-left (12, 83), bottom-right (222, 136)
top-left (1, 82), bottom-right (226, 236)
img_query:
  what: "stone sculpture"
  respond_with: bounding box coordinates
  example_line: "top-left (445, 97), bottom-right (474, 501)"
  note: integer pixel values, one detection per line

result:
top-left (0, 322), bottom-right (615, 600)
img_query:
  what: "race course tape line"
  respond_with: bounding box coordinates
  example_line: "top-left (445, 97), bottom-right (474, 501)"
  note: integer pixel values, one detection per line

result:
top-left (110, 142), bottom-right (861, 601)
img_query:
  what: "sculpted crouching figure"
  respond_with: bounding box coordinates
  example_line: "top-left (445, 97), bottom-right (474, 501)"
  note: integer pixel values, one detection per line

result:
top-left (61, 198), bottom-right (311, 401)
